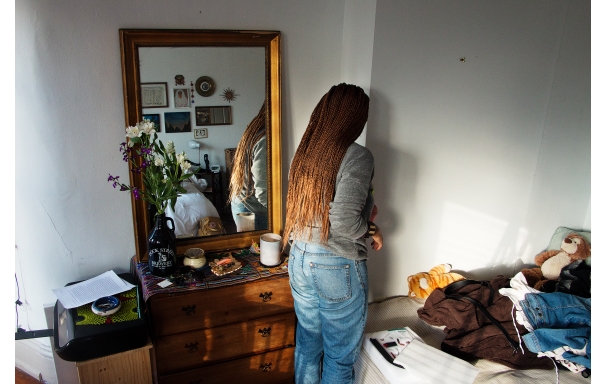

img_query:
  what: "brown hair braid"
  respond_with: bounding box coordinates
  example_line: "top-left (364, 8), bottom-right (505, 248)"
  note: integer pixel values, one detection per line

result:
top-left (228, 101), bottom-right (266, 205)
top-left (282, 83), bottom-right (369, 249)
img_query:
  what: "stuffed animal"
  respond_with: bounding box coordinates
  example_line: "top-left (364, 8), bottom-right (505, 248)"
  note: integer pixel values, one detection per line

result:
top-left (407, 264), bottom-right (466, 300)
top-left (521, 233), bottom-right (591, 290)
top-left (197, 216), bottom-right (226, 237)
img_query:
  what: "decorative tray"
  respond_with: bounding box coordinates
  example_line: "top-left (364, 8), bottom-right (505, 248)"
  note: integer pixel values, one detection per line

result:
top-left (208, 254), bottom-right (242, 276)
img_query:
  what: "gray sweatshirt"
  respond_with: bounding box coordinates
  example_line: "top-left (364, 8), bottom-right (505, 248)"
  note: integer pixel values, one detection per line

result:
top-left (293, 142), bottom-right (375, 260)
top-left (239, 135), bottom-right (268, 215)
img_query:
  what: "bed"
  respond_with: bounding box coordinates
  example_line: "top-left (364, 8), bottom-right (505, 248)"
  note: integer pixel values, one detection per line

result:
top-left (353, 295), bottom-right (590, 384)
top-left (354, 226), bottom-right (591, 383)
top-left (165, 179), bottom-right (221, 237)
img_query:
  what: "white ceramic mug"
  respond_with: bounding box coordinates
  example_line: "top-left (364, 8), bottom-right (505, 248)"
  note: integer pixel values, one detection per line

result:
top-left (235, 212), bottom-right (255, 232)
top-left (260, 233), bottom-right (282, 267)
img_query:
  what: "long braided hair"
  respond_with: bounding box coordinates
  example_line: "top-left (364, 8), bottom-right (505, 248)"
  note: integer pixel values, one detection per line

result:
top-left (228, 101), bottom-right (266, 205)
top-left (282, 83), bottom-right (369, 248)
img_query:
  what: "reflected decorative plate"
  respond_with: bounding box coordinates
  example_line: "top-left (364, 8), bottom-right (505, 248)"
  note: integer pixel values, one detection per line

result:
top-left (195, 76), bottom-right (216, 97)
top-left (209, 254), bottom-right (242, 276)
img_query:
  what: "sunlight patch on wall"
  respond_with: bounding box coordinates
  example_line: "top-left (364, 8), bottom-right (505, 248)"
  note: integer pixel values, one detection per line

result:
top-left (435, 202), bottom-right (509, 271)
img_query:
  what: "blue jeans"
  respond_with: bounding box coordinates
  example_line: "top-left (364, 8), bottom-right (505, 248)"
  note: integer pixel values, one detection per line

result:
top-left (230, 198), bottom-right (268, 230)
top-left (288, 241), bottom-right (369, 384)
top-left (521, 292), bottom-right (591, 369)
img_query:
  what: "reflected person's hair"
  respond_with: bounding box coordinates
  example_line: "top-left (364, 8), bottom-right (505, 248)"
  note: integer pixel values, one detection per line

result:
top-left (282, 83), bottom-right (369, 248)
top-left (228, 101), bottom-right (266, 205)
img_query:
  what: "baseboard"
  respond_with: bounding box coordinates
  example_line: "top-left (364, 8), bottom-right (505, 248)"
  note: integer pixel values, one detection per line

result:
top-left (15, 337), bottom-right (57, 383)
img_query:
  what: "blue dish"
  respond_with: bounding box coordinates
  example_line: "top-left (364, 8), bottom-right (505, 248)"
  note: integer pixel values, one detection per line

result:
top-left (91, 296), bottom-right (121, 316)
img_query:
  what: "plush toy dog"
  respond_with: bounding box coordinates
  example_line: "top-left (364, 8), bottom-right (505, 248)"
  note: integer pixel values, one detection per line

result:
top-left (407, 263), bottom-right (466, 300)
top-left (521, 233), bottom-right (591, 290)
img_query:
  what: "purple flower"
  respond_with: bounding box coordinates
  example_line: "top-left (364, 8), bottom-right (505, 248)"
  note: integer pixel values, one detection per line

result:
top-left (132, 187), bottom-right (140, 200)
top-left (120, 143), bottom-right (134, 162)
top-left (141, 146), bottom-right (153, 156)
top-left (120, 185), bottom-right (129, 191)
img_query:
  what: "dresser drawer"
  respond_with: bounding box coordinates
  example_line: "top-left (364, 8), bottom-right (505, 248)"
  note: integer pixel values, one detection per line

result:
top-left (150, 276), bottom-right (294, 337)
top-left (157, 346), bottom-right (295, 384)
top-left (154, 312), bottom-right (295, 375)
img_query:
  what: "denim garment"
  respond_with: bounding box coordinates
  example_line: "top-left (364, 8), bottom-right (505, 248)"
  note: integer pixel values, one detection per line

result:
top-left (521, 292), bottom-right (591, 369)
top-left (288, 241), bottom-right (369, 384)
top-left (230, 198), bottom-right (268, 230)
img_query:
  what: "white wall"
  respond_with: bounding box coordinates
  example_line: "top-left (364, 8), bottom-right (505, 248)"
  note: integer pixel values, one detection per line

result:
top-left (15, 0), bottom-right (591, 381)
top-left (342, 0), bottom-right (377, 146)
top-left (366, 0), bottom-right (590, 300)
top-left (15, 0), bottom-right (346, 381)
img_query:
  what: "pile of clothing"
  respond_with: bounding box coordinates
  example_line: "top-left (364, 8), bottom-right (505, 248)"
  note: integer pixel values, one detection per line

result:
top-left (417, 273), bottom-right (590, 376)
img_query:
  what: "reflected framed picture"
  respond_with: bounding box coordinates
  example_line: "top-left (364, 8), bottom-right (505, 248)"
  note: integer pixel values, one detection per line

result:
top-left (195, 106), bottom-right (232, 126)
top-left (142, 114), bottom-right (161, 132)
top-left (173, 88), bottom-right (190, 108)
top-left (164, 111), bottom-right (191, 133)
top-left (141, 82), bottom-right (168, 108)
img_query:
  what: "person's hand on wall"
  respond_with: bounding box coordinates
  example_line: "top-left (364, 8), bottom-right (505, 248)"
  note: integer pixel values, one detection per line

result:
top-left (371, 225), bottom-right (383, 251)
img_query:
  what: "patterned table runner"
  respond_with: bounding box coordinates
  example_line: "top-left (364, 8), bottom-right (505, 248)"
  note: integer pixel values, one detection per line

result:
top-left (135, 248), bottom-right (289, 301)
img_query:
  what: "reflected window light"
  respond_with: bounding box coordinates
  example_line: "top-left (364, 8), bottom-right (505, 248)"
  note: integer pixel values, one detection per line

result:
top-left (434, 202), bottom-right (508, 271)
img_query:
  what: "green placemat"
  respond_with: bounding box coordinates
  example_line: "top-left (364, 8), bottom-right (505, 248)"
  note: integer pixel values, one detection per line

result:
top-left (75, 288), bottom-right (139, 325)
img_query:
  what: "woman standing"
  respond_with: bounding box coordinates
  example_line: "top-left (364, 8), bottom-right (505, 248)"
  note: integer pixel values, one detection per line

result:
top-left (228, 102), bottom-right (268, 230)
top-left (283, 83), bottom-right (383, 383)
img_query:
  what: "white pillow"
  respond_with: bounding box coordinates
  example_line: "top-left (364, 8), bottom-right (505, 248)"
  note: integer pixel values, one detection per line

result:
top-left (187, 174), bottom-right (208, 193)
top-left (547, 226), bottom-right (591, 250)
top-left (166, 191), bottom-right (220, 237)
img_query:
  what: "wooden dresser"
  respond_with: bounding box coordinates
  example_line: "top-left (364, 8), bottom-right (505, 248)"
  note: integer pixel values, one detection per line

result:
top-left (135, 250), bottom-right (295, 384)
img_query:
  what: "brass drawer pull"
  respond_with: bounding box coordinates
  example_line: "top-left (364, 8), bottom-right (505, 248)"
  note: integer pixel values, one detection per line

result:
top-left (182, 305), bottom-right (197, 316)
top-left (260, 362), bottom-right (273, 372)
top-left (185, 341), bottom-right (199, 353)
top-left (258, 327), bottom-right (272, 337)
top-left (259, 292), bottom-right (273, 302)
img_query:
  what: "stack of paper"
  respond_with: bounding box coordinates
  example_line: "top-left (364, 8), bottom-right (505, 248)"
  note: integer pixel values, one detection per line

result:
top-left (52, 270), bottom-right (135, 309)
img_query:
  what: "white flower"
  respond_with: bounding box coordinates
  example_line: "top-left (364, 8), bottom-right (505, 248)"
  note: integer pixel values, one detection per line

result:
top-left (125, 125), bottom-right (141, 138)
top-left (154, 156), bottom-right (165, 166)
top-left (140, 120), bottom-right (156, 136)
top-left (181, 160), bottom-right (192, 173)
top-left (165, 141), bottom-right (175, 154)
top-left (176, 152), bottom-right (187, 163)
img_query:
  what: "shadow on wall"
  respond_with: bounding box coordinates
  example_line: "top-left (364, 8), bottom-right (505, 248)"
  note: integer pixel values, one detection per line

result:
top-left (365, 88), bottom-right (419, 302)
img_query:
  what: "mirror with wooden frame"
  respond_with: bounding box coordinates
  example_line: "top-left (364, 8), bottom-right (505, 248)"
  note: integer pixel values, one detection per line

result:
top-left (120, 29), bottom-right (281, 261)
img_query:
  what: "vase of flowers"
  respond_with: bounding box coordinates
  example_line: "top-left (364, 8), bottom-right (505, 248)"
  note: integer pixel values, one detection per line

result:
top-left (108, 119), bottom-right (196, 277)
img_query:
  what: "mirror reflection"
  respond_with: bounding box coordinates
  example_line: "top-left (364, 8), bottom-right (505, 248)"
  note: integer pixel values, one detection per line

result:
top-left (227, 101), bottom-right (268, 231)
top-left (138, 46), bottom-right (267, 238)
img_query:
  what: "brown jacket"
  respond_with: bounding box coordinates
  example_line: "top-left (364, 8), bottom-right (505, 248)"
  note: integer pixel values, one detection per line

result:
top-left (417, 276), bottom-right (553, 370)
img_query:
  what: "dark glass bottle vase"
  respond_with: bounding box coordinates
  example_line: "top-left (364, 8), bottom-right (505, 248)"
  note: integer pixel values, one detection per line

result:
top-left (147, 213), bottom-right (177, 277)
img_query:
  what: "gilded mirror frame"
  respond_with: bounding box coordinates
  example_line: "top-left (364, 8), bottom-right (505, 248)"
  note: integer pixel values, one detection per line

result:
top-left (119, 29), bottom-right (281, 262)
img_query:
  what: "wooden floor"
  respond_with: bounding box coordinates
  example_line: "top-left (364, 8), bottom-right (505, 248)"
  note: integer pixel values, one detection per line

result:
top-left (15, 368), bottom-right (40, 384)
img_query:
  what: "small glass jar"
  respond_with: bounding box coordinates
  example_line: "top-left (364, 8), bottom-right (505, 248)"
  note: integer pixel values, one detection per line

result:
top-left (183, 247), bottom-right (206, 269)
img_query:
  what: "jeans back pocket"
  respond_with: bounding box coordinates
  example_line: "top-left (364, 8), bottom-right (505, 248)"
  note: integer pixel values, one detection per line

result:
top-left (310, 263), bottom-right (352, 302)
